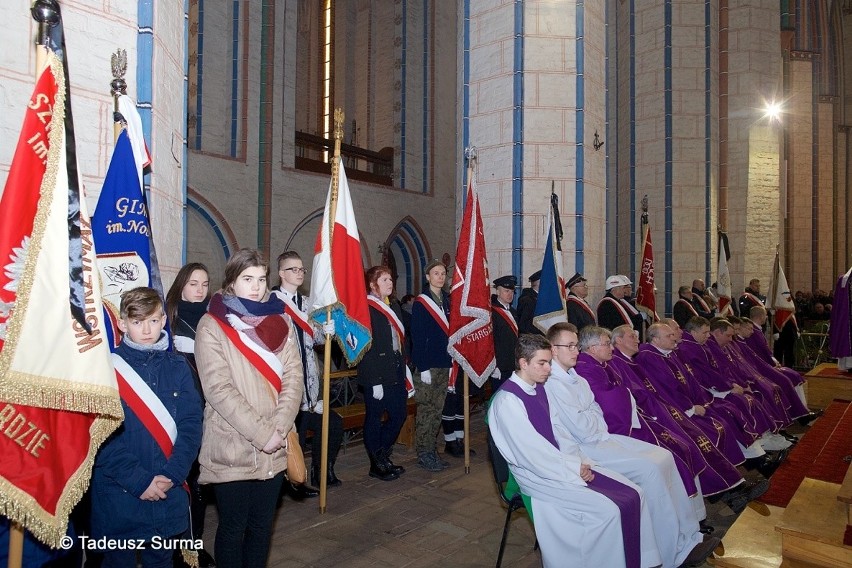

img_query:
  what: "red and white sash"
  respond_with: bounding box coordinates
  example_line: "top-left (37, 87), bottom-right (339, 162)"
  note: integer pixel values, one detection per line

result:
top-left (567, 294), bottom-right (596, 322)
top-left (415, 293), bottom-right (449, 336)
top-left (113, 354), bottom-right (177, 458)
top-left (675, 298), bottom-right (699, 317)
top-left (598, 296), bottom-right (632, 325)
top-left (693, 294), bottom-right (711, 313)
top-left (367, 295), bottom-right (415, 397)
top-left (492, 305), bottom-right (518, 336)
top-left (620, 298), bottom-right (640, 316)
top-left (282, 299), bottom-right (314, 340)
top-left (211, 317), bottom-right (284, 395)
top-left (740, 292), bottom-right (764, 308)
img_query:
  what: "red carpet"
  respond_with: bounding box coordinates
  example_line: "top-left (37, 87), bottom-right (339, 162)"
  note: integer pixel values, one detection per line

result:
top-left (757, 399), bottom-right (851, 508)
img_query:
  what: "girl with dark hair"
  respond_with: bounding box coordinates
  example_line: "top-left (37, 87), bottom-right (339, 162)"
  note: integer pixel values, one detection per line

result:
top-left (358, 266), bottom-right (409, 481)
top-left (195, 248), bottom-right (303, 568)
top-left (164, 262), bottom-right (214, 566)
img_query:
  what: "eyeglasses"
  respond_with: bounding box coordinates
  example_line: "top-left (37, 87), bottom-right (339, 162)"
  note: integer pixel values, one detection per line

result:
top-left (552, 343), bottom-right (580, 351)
top-left (589, 341), bottom-right (612, 348)
top-left (282, 267), bottom-right (307, 274)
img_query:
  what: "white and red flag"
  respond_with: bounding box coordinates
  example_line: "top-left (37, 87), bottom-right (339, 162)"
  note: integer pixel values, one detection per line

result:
top-left (635, 223), bottom-right (659, 321)
top-left (0, 50), bottom-right (121, 546)
top-left (717, 231), bottom-right (734, 316)
top-left (771, 251), bottom-right (797, 332)
top-left (448, 174), bottom-right (495, 388)
top-left (309, 157), bottom-right (372, 365)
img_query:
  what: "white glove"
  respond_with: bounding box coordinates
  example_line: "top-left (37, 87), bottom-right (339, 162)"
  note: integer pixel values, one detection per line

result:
top-left (420, 370), bottom-right (432, 385)
top-left (773, 333), bottom-right (780, 341)
top-left (490, 368), bottom-right (501, 379)
top-left (372, 385), bottom-right (384, 400)
top-left (323, 320), bottom-right (336, 336)
top-left (173, 335), bottom-right (195, 353)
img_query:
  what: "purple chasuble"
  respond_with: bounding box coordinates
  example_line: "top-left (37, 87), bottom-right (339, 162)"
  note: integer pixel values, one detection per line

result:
top-left (500, 380), bottom-right (641, 568)
top-left (609, 351), bottom-right (743, 495)
top-left (829, 273), bottom-right (852, 358)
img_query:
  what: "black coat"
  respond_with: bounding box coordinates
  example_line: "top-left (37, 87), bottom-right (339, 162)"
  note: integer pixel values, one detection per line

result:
top-left (358, 302), bottom-right (406, 388)
top-left (566, 293), bottom-right (596, 331)
top-left (491, 299), bottom-right (519, 378)
top-left (516, 287), bottom-right (541, 335)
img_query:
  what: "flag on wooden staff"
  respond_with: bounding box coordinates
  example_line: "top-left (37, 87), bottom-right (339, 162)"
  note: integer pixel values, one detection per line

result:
top-left (448, 173), bottom-right (495, 389)
top-left (717, 231), bottom-right (734, 316)
top-left (309, 158), bottom-right (372, 365)
top-left (771, 251), bottom-right (797, 332)
top-left (635, 223), bottom-right (658, 321)
top-left (533, 197), bottom-right (567, 333)
top-left (91, 129), bottom-right (161, 350)
top-left (0, 47), bottom-right (121, 546)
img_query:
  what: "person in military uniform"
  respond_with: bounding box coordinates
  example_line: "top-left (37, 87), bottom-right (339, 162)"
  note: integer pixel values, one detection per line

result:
top-left (565, 272), bottom-right (596, 332)
top-left (489, 275), bottom-right (519, 393)
top-left (516, 270), bottom-right (542, 335)
top-left (597, 275), bottom-right (644, 338)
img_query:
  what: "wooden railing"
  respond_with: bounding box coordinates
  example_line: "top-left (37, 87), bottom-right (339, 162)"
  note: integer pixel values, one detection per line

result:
top-left (295, 131), bottom-right (394, 186)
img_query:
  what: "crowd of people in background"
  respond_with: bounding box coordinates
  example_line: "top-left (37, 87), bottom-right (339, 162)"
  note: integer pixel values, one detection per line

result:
top-left (46, 253), bottom-right (832, 568)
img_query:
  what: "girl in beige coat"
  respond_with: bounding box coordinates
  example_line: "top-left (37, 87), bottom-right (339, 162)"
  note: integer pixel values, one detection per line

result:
top-left (195, 248), bottom-right (303, 568)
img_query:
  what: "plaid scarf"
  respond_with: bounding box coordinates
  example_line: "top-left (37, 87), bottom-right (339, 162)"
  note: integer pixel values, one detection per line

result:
top-left (208, 292), bottom-right (289, 354)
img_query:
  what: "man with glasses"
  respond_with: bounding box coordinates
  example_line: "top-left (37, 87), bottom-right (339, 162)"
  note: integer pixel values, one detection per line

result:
top-left (272, 251), bottom-right (344, 495)
top-left (488, 333), bottom-right (662, 568)
top-left (565, 272), bottom-right (596, 331)
top-left (544, 323), bottom-right (718, 568)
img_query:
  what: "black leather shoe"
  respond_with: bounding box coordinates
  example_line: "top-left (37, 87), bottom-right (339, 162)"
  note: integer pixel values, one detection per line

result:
top-left (379, 448), bottom-right (405, 475)
top-left (457, 439), bottom-right (476, 457)
top-left (444, 440), bottom-right (464, 458)
top-left (285, 480), bottom-right (319, 500)
top-left (797, 409), bottom-right (823, 427)
top-left (678, 536), bottom-right (721, 567)
top-left (327, 461), bottom-right (343, 487)
top-left (369, 452), bottom-right (400, 481)
top-left (778, 430), bottom-right (799, 444)
top-left (699, 519), bottom-right (715, 534)
top-left (198, 549), bottom-right (216, 568)
top-left (312, 463), bottom-right (343, 487)
top-left (756, 449), bottom-right (788, 479)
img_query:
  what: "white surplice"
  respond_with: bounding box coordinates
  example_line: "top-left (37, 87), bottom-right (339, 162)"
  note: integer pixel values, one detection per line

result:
top-left (488, 374), bottom-right (662, 568)
top-left (545, 363), bottom-right (705, 568)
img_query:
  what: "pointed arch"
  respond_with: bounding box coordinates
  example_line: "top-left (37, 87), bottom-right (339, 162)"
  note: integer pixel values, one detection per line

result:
top-left (383, 216), bottom-right (432, 296)
top-left (187, 187), bottom-right (239, 260)
top-left (285, 208), bottom-right (374, 273)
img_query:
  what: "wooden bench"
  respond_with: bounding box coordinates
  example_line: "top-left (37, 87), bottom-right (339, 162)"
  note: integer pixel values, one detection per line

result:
top-left (775, 478), bottom-right (852, 567)
top-left (838, 465), bottom-right (852, 528)
top-left (804, 364), bottom-right (852, 411)
top-left (328, 399), bottom-right (418, 447)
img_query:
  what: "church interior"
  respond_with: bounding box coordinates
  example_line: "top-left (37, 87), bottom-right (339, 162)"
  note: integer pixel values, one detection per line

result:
top-left (3, 1), bottom-right (852, 567)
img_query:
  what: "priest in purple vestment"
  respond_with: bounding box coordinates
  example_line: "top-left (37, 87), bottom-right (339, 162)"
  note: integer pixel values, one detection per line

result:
top-left (488, 334), bottom-right (689, 567)
top-left (676, 317), bottom-right (785, 446)
top-left (609, 325), bottom-right (749, 499)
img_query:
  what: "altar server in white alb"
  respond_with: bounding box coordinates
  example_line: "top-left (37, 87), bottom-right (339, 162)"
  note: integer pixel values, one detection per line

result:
top-left (544, 322), bottom-right (720, 568)
top-left (488, 334), bottom-right (662, 568)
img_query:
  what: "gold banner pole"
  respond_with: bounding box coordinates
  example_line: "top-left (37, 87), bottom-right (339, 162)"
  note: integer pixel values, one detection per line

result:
top-left (8, 3), bottom-right (61, 567)
top-left (110, 49), bottom-right (127, 144)
top-left (319, 108), bottom-right (344, 514)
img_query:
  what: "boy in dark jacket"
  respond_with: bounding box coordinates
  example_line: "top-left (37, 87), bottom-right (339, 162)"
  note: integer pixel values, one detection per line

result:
top-left (91, 287), bottom-right (202, 568)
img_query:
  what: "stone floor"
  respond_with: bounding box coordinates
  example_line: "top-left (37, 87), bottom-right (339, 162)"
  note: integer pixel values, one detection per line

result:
top-left (197, 406), bottom-right (783, 568)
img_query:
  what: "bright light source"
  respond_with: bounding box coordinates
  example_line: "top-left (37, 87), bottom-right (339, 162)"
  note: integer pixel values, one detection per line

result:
top-left (764, 101), bottom-right (782, 122)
